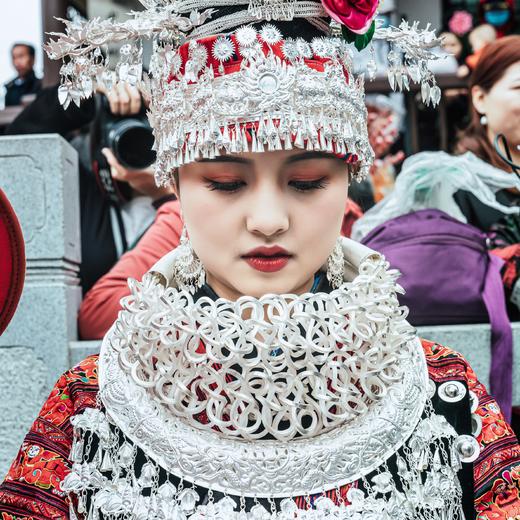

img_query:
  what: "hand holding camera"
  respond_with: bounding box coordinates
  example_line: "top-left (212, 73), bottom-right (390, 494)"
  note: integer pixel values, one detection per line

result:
top-left (91, 82), bottom-right (163, 203)
top-left (97, 82), bottom-right (143, 117)
top-left (102, 147), bottom-right (173, 201)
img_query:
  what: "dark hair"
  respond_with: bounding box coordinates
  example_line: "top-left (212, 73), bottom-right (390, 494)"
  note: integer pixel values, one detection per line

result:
top-left (11, 43), bottom-right (36, 58)
top-left (456, 35), bottom-right (520, 171)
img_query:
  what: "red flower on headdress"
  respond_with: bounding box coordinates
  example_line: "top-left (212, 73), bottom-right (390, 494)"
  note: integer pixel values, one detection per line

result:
top-left (321, 0), bottom-right (379, 34)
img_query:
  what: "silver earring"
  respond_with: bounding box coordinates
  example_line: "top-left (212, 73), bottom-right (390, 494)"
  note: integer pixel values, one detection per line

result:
top-left (173, 226), bottom-right (206, 294)
top-left (326, 237), bottom-right (345, 289)
top-left (480, 115), bottom-right (488, 126)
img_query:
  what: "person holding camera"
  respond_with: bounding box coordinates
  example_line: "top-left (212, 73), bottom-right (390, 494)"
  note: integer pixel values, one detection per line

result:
top-left (5, 81), bottom-right (175, 294)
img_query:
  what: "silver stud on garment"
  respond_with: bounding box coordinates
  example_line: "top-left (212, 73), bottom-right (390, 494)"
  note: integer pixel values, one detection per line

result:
top-left (427, 379), bottom-right (437, 399)
top-left (471, 414), bottom-right (483, 437)
top-left (454, 434), bottom-right (480, 463)
top-left (469, 390), bottom-right (479, 413)
top-left (438, 381), bottom-right (467, 403)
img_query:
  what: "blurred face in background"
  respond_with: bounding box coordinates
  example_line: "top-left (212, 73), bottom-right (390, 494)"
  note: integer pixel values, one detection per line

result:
top-left (176, 150), bottom-right (349, 301)
top-left (441, 32), bottom-right (463, 60)
top-left (11, 45), bottom-right (34, 78)
top-left (472, 60), bottom-right (520, 153)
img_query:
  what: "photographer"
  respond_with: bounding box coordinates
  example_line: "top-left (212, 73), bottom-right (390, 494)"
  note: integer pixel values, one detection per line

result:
top-left (5, 82), bottom-right (174, 293)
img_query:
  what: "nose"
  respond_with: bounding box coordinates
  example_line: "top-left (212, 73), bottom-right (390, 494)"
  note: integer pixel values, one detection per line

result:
top-left (246, 184), bottom-right (289, 238)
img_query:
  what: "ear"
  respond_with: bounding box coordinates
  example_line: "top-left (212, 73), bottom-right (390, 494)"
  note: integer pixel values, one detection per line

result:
top-left (471, 85), bottom-right (488, 117)
top-left (171, 169), bottom-right (181, 200)
top-left (172, 182), bottom-right (180, 201)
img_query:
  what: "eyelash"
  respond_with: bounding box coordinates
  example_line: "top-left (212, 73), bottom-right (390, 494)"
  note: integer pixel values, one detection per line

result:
top-left (206, 177), bottom-right (329, 193)
top-left (290, 177), bottom-right (328, 192)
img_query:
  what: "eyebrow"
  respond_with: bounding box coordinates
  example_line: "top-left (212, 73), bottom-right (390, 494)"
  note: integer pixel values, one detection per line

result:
top-left (196, 156), bottom-right (251, 164)
top-left (284, 151), bottom-right (339, 164)
top-left (197, 151), bottom-right (338, 166)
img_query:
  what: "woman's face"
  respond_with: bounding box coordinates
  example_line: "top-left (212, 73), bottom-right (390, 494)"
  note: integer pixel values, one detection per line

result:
top-left (473, 61), bottom-right (520, 150)
top-left (176, 150), bottom-right (349, 300)
top-left (441, 33), bottom-right (463, 60)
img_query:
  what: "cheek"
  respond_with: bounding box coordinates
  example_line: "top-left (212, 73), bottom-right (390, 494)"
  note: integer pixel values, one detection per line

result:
top-left (293, 181), bottom-right (348, 252)
top-left (487, 90), bottom-right (520, 131)
top-left (179, 183), bottom-right (240, 261)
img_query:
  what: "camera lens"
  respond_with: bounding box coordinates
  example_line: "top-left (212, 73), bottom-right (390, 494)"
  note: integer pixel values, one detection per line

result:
top-left (108, 119), bottom-right (156, 170)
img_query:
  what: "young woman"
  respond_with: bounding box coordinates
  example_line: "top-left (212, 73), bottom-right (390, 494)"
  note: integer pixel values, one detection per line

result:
top-left (455, 35), bottom-right (520, 231)
top-left (1, 1), bottom-right (519, 519)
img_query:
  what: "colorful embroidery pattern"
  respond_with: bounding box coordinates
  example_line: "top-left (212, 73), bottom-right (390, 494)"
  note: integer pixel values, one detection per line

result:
top-left (0, 356), bottom-right (98, 520)
top-left (1, 344), bottom-right (519, 518)
top-left (422, 340), bottom-right (520, 518)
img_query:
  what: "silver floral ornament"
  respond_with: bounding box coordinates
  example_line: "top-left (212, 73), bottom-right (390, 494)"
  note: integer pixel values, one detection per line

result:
top-left (61, 462), bottom-right (106, 493)
top-left (236, 26), bottom-right (258, 47)
top-left (240, 41), bottom-right (263, 61)
top-left (165, 47), bottom-right (182, 76)
top-left (120, 43), bottom-right (133, 56)
top-left (189, 42), bottom-right (208, 66)
top-left (212, 36), bottom-right (235, 62)
top-left (311, 37), bottom-right (332, 58)
top-left (295, 38), bottom-right (312, 58)
top-left (281, 38), bottom-right (298, 61)
top-left (371, 472), bottom-right (394, 494)
top-left (260, 23), bottom-right (282, 45)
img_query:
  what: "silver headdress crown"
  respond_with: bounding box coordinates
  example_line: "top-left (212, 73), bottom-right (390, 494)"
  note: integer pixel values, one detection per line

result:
top-left (45, 0), bottom-right (442, 185)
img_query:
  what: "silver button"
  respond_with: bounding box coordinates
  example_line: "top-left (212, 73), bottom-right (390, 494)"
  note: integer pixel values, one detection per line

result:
top-left (454, 434), bottom-right (480, 463)
top-left (471, 414), bottom-right (482, 437)
top-left (427, 379), bottom-right (436, 398)
top-left (438, 381), bottom-right (467, 403)
top-left (469, 390), bottom-right (479, 413)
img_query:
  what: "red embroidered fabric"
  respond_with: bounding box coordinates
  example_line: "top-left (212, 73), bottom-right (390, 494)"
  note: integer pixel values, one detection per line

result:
top-left (1, 341), bottom-right (519, 519)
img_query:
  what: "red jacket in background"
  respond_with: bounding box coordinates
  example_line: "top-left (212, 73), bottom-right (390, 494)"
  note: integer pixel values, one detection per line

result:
top-left (78, 198), bottom-right (363, 340)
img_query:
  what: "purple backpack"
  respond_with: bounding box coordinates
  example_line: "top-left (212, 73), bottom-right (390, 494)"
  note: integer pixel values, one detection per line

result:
top-left (362, 208), bottom-right (513, 417)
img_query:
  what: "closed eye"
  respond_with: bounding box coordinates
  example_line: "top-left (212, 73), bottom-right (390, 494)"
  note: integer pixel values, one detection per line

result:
top-left (289, 177), bottom-right (329, 192)
top-left (205, 179), bottom-right (246, 192)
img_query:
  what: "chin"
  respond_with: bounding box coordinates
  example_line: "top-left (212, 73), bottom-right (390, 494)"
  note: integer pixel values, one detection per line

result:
top-left (234, 268), bottom-right (312, 298)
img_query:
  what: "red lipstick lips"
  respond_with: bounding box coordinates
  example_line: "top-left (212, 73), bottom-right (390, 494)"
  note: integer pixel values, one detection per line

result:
top-left (242, 246), bottom-right (292, 273)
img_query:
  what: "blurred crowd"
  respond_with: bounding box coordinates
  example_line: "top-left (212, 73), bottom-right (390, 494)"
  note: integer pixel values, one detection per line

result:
top-left (1, 2), bottom-right (520, 426)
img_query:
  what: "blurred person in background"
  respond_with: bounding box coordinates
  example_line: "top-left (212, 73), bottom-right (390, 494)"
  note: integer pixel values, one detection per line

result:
top-left (456, 35), bottom-right (520, 231)
top-left (478, 0), bottom-right (516, 37)
top-left (5, 82), bottom-right (174, 293)
top-left (436, 32), bottom-right (471, 145)
top-left (353, 36), bottom-right (520, 330)
top-left (348, 95), bottom-right (404, 211)
top-left (465, 24), bottom-right (497, 72)
top-left (4, 43), bottom-right (41, 107)
top-left (353, 36), bottom-right (520, 298)
top-left (440, 31), bottom-right (465, 70)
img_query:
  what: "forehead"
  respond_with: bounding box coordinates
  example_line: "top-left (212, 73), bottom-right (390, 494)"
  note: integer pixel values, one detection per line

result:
top-left (443, 33), bottom-right (458, 43)
top-left (12, 46), bottom-right (30, 57)
top-left (501, 61), bottom-right (520, 81)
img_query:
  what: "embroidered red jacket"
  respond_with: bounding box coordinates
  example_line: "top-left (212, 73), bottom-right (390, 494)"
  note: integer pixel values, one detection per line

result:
top-left (0, 340), bottom-right (519, 519)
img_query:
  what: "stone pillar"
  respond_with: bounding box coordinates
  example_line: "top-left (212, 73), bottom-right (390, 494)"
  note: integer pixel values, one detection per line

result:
top-left (0, 134), bottom-right (80, 476)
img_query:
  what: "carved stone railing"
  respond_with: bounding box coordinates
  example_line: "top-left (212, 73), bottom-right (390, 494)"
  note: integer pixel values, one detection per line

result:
top-left (0, 134), bottom-right (81, 477)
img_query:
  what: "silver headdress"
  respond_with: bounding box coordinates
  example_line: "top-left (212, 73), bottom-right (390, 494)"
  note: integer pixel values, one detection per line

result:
top-left (45, 0), bottom-right (443, 185)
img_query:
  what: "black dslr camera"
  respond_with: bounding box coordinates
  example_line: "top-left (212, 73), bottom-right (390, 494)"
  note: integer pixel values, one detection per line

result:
top-left (90, 94), bottom-right (156, 204)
